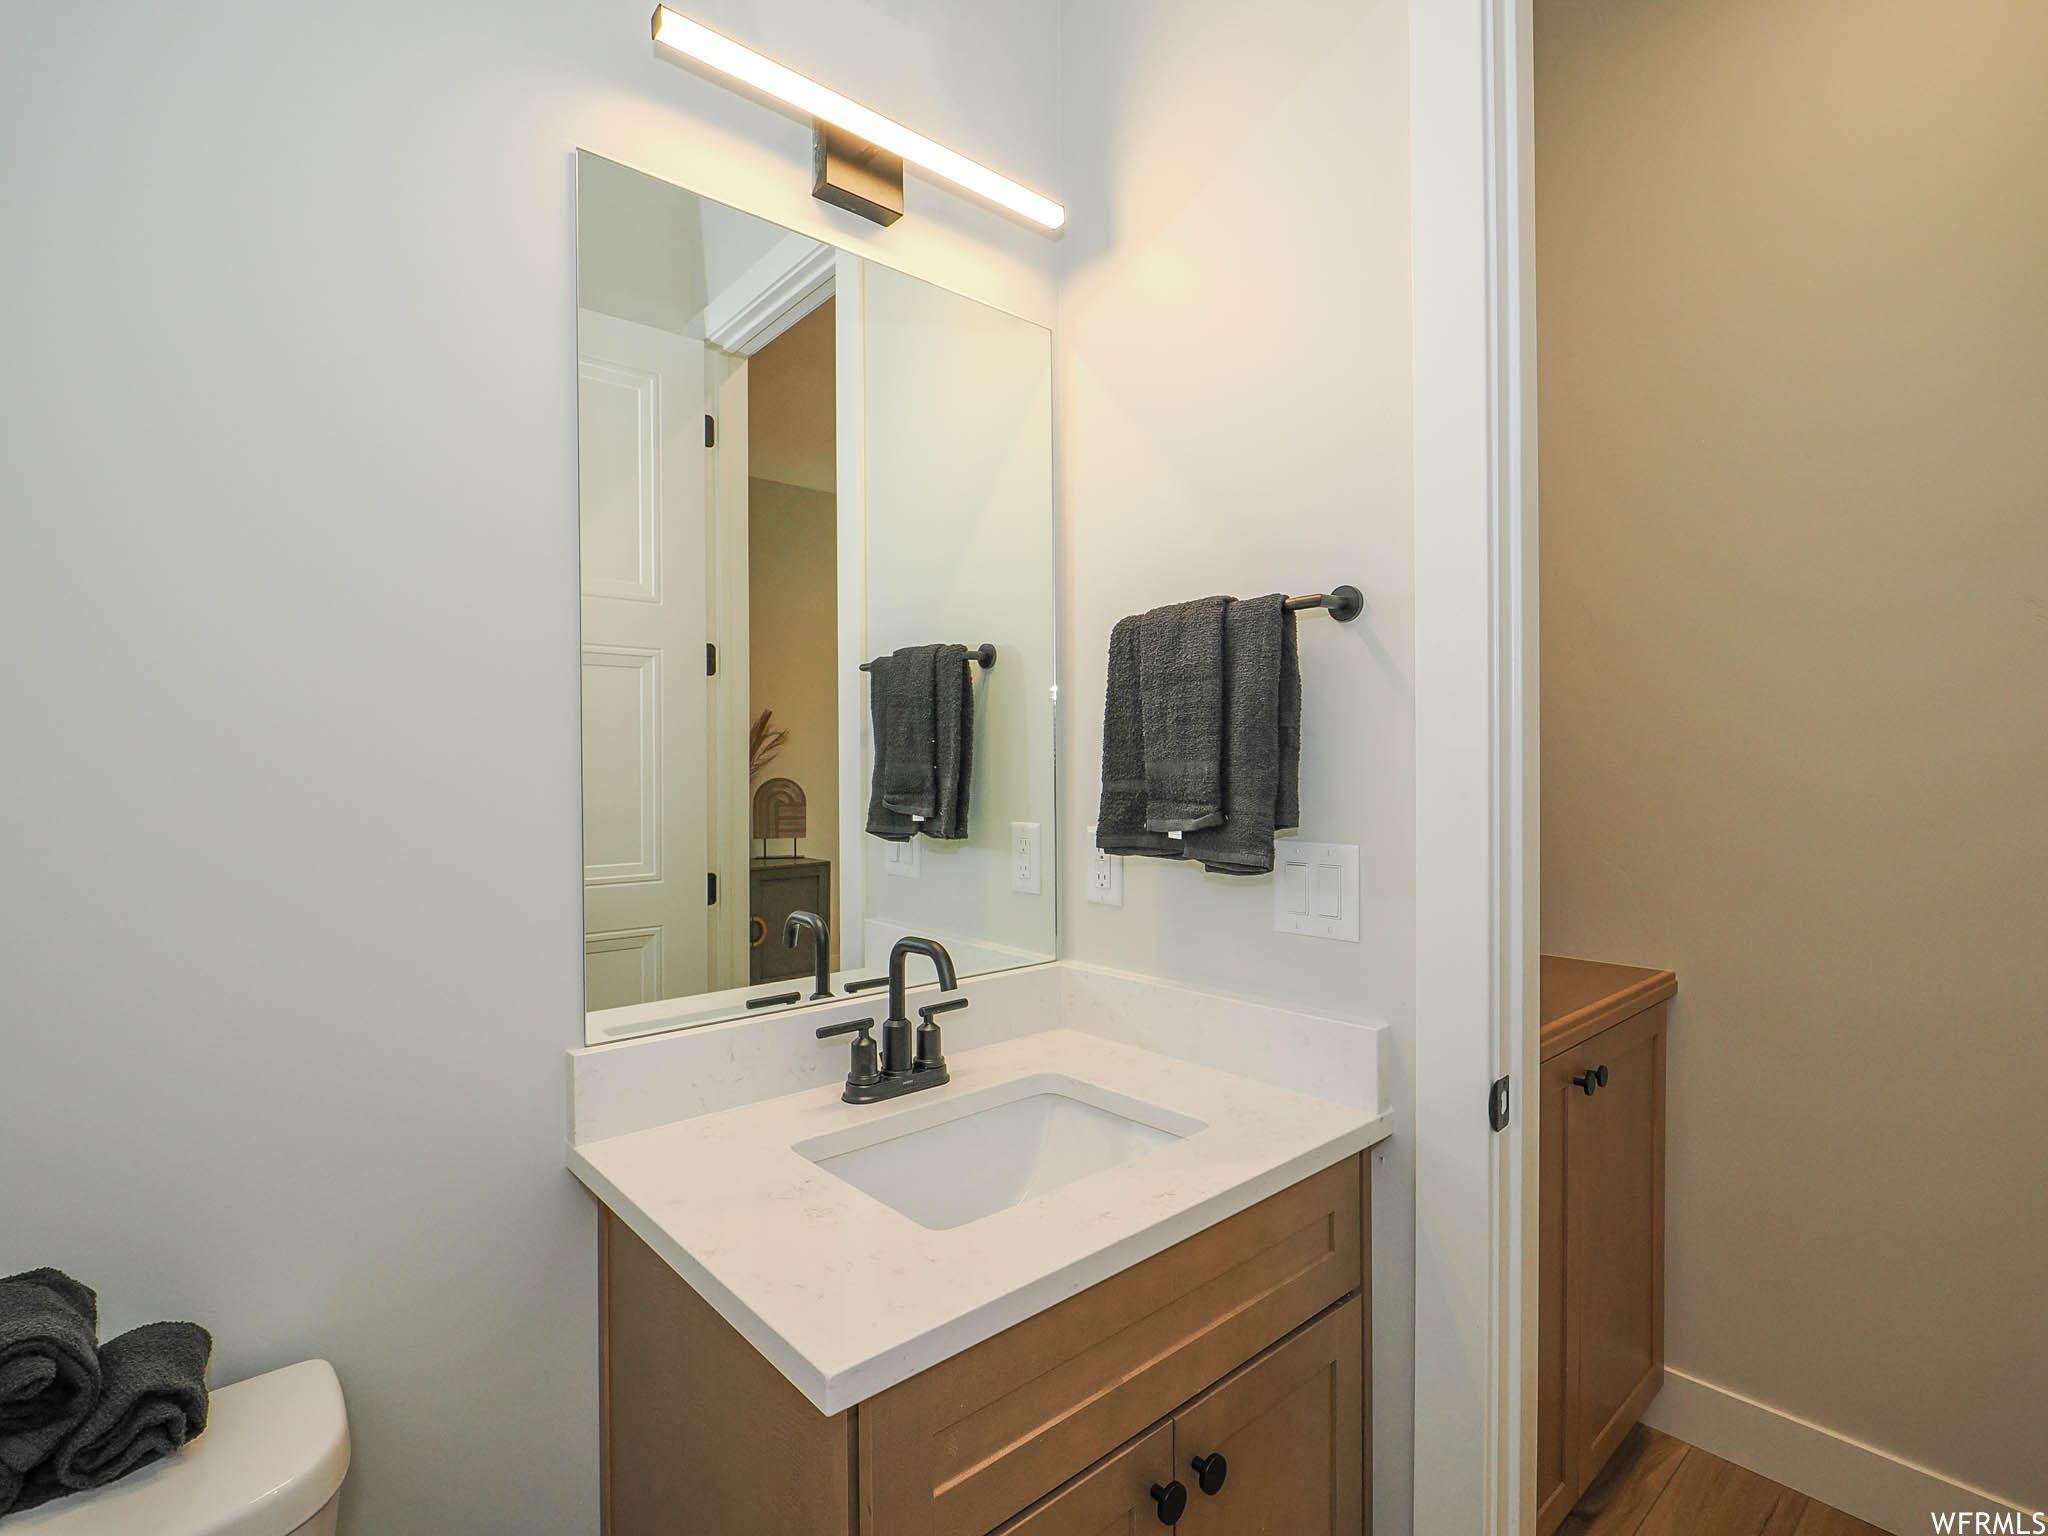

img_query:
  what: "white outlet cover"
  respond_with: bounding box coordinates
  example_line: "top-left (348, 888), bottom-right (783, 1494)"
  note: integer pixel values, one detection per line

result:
top-left (882, 837), bottom-right (921, 879)
top-left (1273, 840), bottom-right (1359, 942)
top-left (1085, 825), bottom-right (1124, 907)
top-left (1009, 821), bottom-right (1042, 895)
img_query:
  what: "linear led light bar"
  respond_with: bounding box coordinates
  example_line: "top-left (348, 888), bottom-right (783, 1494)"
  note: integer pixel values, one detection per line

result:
top-left (649, 6), bottom-right (1066, 231)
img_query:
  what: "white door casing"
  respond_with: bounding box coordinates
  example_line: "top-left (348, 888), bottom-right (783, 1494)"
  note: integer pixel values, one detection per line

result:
top-left (1411, 0), bottom-right (1539, 1530)
top-left (580, 308), bottom-right (712, 1012)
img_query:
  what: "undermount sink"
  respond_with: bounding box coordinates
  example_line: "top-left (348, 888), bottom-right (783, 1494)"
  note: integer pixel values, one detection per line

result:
top-left (795, 1075), bottom-right (1207, 1231)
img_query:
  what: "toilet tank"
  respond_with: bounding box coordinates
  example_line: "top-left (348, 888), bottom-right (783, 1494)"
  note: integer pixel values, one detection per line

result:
top-left (5, 1360), bottom-right (350, 1536)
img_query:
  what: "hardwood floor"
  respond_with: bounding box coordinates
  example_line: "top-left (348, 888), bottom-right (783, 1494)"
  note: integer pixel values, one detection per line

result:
top-left (1560, 1425), bottom-right (1892, 1536)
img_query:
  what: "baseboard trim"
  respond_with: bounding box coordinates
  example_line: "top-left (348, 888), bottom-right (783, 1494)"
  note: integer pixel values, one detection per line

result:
top-left (1642, 1367), bottom-right (2038, 1536)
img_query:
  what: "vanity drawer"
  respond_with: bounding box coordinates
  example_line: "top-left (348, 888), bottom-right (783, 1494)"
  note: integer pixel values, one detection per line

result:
top-left (858, 1154), bottom-right (1365, 1536)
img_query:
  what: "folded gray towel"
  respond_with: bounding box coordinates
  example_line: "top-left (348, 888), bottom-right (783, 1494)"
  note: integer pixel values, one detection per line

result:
top-left (1183, 595), bottom-right (1299, 876)
top-left (0, 1269), bottom-right (101, 1516)
top-left (866, 645), bottom-right (975, 842)
top-left (871, 645), bottom-right (940, 823)
top-left (1096, 615), bottom-right (1185, 861)
top-left (1137, 597), bottom-right (1231, 832)
top-left (929, 644), bottom-right (973, 841)
top-left (12, 1321), bottom-right (212, 1514)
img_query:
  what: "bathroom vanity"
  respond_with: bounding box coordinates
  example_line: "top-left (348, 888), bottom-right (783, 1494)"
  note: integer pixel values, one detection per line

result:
top-left (567, 965), bottom-right (1390, 1536)
top-left (1534, 955), bottom-right (1675, 1535)
top-left (599, 1159), bottom-right (1365, 1535)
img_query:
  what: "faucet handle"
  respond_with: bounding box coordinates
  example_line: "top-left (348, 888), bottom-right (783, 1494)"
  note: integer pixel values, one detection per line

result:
top-left (912, 998), bottom-right (966, 1074)
top-left (817, 1017), bottom-right (880, 1088)
top-left (917, 997), bottom-right (970, 1022)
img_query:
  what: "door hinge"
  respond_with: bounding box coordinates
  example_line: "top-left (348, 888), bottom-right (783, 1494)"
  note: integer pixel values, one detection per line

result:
top-left (706, 642), bottom-right (718, 676)
top-left (1489, 1076), bottom-right (1512, 1133)
top-left (704, 413), bottom-right (716, 448)
top-left (706, 872), bottom-right (718, 905)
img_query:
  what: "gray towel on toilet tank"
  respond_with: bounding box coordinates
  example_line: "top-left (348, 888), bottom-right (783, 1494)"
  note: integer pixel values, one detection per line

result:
top-left (1182, 595), bottom-right (1301, 876)
top-left (866, 644), bottom-right (973, 841)
top-left (12, 1321), bottom-right (213, 1514)
top-left (1136, 597), bottom-right (1231, 832)
top-left (1095, 615), bottom-right (1186, 861)
top-left (0, 1268), bottom-right (101, 1516)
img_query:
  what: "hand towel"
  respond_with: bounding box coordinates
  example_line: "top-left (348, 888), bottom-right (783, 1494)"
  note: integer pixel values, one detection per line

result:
top-left (0, 1269), bottom-right (101, 1516)
top-left (871, 645), bottom-right (941, 822)
top-left (1183, 595), bottom-right (1299, 876)
top-left (12, 1322), bottom-right (212, 1514)
top-left (1095, 616), bottom-right (1186, 861)
top-left (1136, 597), bottom-right (1231, 832)
top-left (929, 644), bottom-right (974, 840)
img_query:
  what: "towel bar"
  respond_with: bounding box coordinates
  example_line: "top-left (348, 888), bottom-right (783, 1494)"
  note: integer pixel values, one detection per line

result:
top-left (859, 643), bottom-right (997, 673)
top-left (1284, 587), bottom-right (1364, 622)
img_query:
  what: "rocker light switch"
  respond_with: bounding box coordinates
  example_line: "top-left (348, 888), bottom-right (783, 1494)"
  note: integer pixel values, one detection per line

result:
top-left (1273, 840), bottom-right (1359, 942)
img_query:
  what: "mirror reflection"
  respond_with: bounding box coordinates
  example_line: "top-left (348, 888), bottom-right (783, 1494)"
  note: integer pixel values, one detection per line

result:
top-left (576, 152), bottom-right (1056, 1045)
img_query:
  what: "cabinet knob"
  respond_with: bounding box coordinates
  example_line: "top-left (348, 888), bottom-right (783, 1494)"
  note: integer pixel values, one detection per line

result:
top-left (1149, 1480), bottom-right (1188, 1525)
top-left (1572, 1064), bottom-right (1609, 1095)
top-left (1191, 1452), bottom-right (1229, 1495)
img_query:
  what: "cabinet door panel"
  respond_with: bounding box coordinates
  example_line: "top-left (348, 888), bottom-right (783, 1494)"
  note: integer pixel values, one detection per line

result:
top-left (1535, 1047), bottom-right (1581, 1535)
top-left (1566, 1005), bottom-right (1666, 1476)
top-left (988, 1425), bottom-right (1175, 1536)
top-left (863, 1159), bottom-right (1361, 1536)
top-left (1172, 1298), bottom-right (1364, 1536)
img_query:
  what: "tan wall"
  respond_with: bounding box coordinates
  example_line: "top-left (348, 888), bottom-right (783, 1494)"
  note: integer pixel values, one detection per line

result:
top-left (749, 478), bottom-right (840, 956)
top-left (1537, 0), bottom-right (2048, 1508)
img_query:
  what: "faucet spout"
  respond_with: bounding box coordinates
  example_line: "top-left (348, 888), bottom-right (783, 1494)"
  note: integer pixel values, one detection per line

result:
top-left (887, 936), bottom-right (957, 1024)
top-left (783, 910), bottom-right (832, 999)
top-left (883, 936), bottom-right (958, 1076)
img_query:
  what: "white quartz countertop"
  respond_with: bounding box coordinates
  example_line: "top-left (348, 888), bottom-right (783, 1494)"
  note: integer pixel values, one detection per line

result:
top-left (568, 1027), bottom-right (1390, 1415)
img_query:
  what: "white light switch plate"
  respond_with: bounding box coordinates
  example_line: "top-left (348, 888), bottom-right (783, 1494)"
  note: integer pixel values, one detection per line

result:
top-left (1273, 840), bottom-right (1359, 942)
top-left (1085, 826), bottom-right (1123, 907)
top-left (1009, 821), bottom-right (1042, 894)
top-left (882, 838), bottom-right (921, 879)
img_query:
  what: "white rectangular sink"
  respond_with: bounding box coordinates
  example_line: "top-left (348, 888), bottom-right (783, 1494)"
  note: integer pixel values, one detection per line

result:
top-left (794, 1074), bottom-right (1207, 1231)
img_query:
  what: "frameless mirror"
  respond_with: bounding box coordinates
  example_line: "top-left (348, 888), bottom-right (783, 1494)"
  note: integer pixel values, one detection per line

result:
top-left (575, 151), bottom-right (1056, 1045)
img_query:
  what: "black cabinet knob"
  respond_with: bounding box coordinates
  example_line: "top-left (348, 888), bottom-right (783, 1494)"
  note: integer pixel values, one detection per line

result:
top-left (1572, 1064), bottom-right (1609, 1095)
top-left (1150, 1480), bottom-right (1188, 1525)
top-left (1191, 1452), bottom-right (1228, 1494)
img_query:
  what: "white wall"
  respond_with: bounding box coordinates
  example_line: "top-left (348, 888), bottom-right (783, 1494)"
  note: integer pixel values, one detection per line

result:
top-left (1536, 0), bottom-right (2048, 1514)
top-left (0, 3), bottom-right (1058, 1532)
top-left (1053, 3), bottom-right (1418, 1529)
top-left (861, 263), bottom-right (1059, 967)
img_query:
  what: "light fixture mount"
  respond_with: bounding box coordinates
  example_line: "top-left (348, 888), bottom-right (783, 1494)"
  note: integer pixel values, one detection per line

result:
top-left (812, 123), bottom-right (904, 227)
top-left (649, 6), bottom-right (1064, 232)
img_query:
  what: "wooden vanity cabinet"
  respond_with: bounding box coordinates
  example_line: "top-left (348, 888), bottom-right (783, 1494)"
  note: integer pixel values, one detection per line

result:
top-left (1535, 957), bottom-right (1674, 1536)
top-left (599, 1154), bottom-right (1372, 1536)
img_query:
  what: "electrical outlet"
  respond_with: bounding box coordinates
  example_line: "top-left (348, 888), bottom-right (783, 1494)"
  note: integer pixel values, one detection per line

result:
top-left (1086, 825), bottom-right (1124, 907)
top-left (882, 838), bottom-right (920, 879)
top-left (1009, 821), bottom-right (1042, 894)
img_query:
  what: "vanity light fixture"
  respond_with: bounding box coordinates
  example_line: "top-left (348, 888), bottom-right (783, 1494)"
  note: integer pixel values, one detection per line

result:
top-left (648, 6), bottom-right (1066, 231)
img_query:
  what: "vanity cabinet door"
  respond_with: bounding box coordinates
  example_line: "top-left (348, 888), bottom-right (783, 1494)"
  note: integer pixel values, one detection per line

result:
top-left (1169, 1298), bottom-right (1363, 1536)
top-left (1535, 1046), bottom-right (1581, 1534)
top-left (1563, 1005), bottom-right (1666, 1481)
top-left (987, 1425), bottom-right (1177, 1536)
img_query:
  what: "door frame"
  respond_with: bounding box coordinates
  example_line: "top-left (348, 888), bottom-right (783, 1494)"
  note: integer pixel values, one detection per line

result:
top-left (702, 251), bottom-right (839, 989)
top-left (1409, 0), bottom-right (1539, 1531)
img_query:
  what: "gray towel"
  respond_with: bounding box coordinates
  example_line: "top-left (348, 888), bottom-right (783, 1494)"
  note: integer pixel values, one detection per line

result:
top-left (1183, 595), bottom-right (1300, 876)
top-left (865, 645), bottom-right (974, 842)
top-left (872, 645), bottom-right (940, 822)
top-left (1137, 597), bottom-right (1231, 832)
top-left (11, 1321), bottom-right (212, 1515)
top-left (0, 1269), bottom-right (101, 1516)
top-left (1095, 615), bottom-right (1185, 861)
top-left (929, 644), bottom-right (973, 841)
